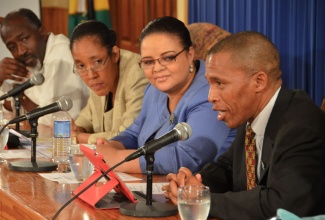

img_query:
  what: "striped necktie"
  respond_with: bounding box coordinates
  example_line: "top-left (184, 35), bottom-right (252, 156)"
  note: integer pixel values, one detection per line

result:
top-left (245, 124), bottom-right (257, 190)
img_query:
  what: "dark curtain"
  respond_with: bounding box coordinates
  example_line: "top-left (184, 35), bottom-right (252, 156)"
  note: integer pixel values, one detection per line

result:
top-left (189, 0), bottom-right (325, 106)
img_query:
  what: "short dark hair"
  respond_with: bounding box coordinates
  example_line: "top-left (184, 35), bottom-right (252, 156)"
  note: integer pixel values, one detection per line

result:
top-left (139, 16), bottom-right (192, 52)
top-left (70, 20), bottom-right (116, 54)
top-left (208, 31), bottom-right (281, 81)
top-left (3, 8), bottom-right (42, 29)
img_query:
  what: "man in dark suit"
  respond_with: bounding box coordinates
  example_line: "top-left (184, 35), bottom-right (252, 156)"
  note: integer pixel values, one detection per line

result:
top-left (163, 31), bottom-right (325, 219)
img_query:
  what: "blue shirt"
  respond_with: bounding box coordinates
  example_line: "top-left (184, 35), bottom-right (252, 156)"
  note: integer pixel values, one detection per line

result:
top-left (111, 60), bottom-right (236, 174)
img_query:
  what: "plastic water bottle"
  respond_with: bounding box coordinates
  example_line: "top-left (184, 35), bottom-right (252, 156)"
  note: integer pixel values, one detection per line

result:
top-left (52, 111), bottom-right (71, 170)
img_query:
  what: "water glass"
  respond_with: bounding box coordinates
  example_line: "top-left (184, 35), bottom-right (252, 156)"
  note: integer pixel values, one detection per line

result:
top-left (69, 144), bottom-right (95, 181)
top-left (0, 119), bottom-right (9, 163)
top-left (178, 185), bottom-right (211, 220)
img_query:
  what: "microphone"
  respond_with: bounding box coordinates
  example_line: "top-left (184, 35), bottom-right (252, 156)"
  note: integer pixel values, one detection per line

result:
top-left (8, 96), bottom-right (73, 124)
top-left (0, 74), bottom-right (45, 101)
top-left (125, 122), bottom-right (192, 162)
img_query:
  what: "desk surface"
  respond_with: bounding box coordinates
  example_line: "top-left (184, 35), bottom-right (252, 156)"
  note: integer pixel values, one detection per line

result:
top-left (0, 159), bottom-right (180, 220)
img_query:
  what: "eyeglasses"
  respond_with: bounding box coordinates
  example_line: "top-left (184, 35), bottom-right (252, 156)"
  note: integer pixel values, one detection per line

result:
top-left (73, 55), bottom-right (109, 76)
top-left (139, 48), bottom-right (187, 69)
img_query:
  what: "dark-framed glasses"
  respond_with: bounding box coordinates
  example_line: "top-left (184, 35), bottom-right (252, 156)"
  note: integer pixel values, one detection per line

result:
top-left (139, 47), bottom-right (187, 69)
top-left (73, 55), bottom-right (109, 76)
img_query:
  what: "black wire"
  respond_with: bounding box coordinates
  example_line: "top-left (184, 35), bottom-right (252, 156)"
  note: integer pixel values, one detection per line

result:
top-left (52, 159), bottom-right (126, 220)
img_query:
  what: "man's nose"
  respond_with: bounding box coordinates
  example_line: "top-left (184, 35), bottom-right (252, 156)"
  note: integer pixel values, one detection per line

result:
top-left (17, 43), bottom-right (27, 56)
top-left (208, 87), bottom-right (219, 103)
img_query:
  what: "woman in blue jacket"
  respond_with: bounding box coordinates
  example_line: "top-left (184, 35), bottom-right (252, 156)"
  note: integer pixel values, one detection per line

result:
top-left (96, 16), bottom-right (236, 174)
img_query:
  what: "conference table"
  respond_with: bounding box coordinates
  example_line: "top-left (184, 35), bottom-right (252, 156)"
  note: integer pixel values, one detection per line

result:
top-left (0, 161), bottom-right (180, 220)
top-left (0, 123), bottom-right (181, 220)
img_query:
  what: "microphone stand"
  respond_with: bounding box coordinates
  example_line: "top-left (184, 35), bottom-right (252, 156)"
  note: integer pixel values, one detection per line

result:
top-left (8, 118), bottom-right (58, 172)
top-left (119, 153), bottom-right (178, 217)
top-left (13, 94), bottom-right (21, 131)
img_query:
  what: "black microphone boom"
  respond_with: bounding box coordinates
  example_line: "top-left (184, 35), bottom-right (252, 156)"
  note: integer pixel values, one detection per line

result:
top-left (0, 74), bottom-right (45, 101)
top-left (125, 122), bottom-right (192, 162)
top-left (8, 96), bottom-right (73, 124)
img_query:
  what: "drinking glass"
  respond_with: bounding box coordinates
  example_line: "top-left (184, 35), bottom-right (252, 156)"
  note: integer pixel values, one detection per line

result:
top-left (69, 144), bottom-right (95, 181)
top-left (0, 119), bottom-right (9, 163)
top-left (178, 185), bottom-right (211, 220)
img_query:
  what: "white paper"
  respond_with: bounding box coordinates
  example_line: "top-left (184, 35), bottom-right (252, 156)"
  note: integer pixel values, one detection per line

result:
top-left (38, 171), bottom-right (142, 184)
top-left (125, 182), bottom-right (167, 194)
top-left (1, 149), bottom-right (31, 159)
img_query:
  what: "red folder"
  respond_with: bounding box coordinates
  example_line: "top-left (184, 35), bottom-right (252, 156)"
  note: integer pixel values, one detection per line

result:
top-left (73, 145), bottom-right (137, 209)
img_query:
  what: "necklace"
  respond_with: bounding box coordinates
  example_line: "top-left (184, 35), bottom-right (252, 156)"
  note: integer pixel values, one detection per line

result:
top-left (169, 113), bottom-right (175, 125)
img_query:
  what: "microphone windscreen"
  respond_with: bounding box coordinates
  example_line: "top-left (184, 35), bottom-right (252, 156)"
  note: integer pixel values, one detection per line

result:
top-left (57, 96), bottom-right (73, 111)
top-left (30, 74), bottom-right (45, 85)
top-left (174, 122), bottom-right (192, 140)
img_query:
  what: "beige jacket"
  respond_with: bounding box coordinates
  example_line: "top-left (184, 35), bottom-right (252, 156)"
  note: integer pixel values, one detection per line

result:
top-left (75, 49), bottom-right (148, 143)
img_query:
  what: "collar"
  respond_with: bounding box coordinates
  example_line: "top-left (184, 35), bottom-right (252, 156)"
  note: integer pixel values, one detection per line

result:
top-left (250, 87), bottom-right (281, 136)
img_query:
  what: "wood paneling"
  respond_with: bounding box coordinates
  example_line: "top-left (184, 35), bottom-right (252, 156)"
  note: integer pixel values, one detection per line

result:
top-left (41, 7), bottom-right (68, 36)
top-left (40, 0), bottom-right (177, 53)
top-left (109, 0), bottom-right (177, 52)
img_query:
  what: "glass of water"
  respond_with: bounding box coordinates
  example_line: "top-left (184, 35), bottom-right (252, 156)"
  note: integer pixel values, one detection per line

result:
top-left (0, 119), bottom-right (9, 163)
top-left (178, 185), bottom-right (211, 220)
top-left (69, 144), bottom-right (95, 181)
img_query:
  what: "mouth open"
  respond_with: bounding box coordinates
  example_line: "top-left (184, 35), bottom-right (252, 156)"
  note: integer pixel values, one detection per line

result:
top-left (217, 110), bottom-right (226, 121)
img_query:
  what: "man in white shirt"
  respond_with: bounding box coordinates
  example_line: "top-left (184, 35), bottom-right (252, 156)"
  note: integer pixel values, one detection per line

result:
top-left (0, 8), bottom-right (89, 125)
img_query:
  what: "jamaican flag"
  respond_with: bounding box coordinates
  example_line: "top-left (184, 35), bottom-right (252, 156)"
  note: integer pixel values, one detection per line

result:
top-left (68, 0), bottom-right (112, 37)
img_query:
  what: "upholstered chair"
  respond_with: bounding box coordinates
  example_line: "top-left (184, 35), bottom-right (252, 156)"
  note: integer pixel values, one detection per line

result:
top-left (187, 22), bottom-right (231, 60)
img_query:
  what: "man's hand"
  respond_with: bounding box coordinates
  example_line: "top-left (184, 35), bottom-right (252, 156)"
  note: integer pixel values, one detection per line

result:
top-left (0, 57), bottom-right (28, 85)
top-left (162, 167), bottom-right (204, 204)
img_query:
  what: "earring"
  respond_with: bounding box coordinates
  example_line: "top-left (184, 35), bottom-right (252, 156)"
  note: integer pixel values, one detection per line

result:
top-left (189, 65), bottom-right (194, 73)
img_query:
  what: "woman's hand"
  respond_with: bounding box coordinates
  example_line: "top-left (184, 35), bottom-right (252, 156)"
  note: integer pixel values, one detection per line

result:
top-left (70, 119), bottom-right (87, 143)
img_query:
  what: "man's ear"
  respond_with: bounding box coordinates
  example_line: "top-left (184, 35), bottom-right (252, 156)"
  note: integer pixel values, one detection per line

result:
top-left (38, 26), bottom-right (48, 38)
top-left (110, 46), bottom-right (120, 63)
top-left (254, 71), bottom-right (268, 92)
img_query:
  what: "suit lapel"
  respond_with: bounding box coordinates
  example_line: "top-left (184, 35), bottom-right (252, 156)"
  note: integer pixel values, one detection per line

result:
top-left (259, 87), bottom-right (294, 183)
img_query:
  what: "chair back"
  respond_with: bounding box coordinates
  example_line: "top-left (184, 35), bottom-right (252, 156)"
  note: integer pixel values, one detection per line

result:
top-left (321, 97), bottom-right (325, 112)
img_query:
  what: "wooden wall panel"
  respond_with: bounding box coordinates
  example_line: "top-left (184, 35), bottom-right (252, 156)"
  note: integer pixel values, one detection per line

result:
top-left (41, 7), bottom-right (68, 36)
top-left (41, 0), bottom-right (177, 53)
top-left (149, 0), bottom-right (177, 19)
top-left (109, 0), bottom-right (177, 53)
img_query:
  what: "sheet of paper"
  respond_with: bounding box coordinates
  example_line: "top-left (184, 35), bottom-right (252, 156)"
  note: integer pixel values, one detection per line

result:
top-left (39, 172), bottom-right (79, 184)
top-left (39, 171), bottom-right (142, 184)
top-left (125, 182), bottom-right (167, 194)
top-left (116, 172), bottom-right (143, 181)
top-left (2, 149), bottom-right (31, 159)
